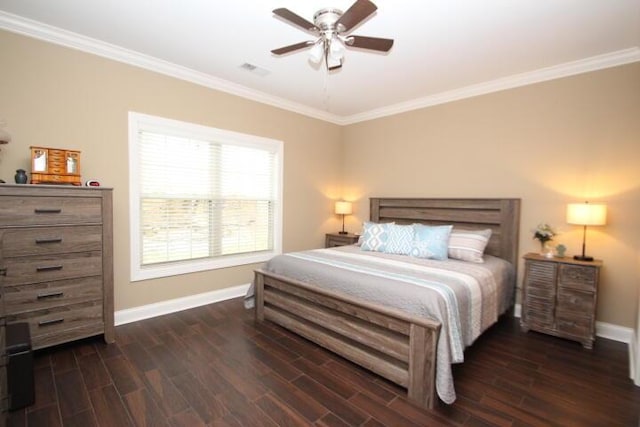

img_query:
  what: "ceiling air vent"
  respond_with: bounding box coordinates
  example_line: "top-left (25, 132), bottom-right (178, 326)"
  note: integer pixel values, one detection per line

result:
top-left (240, 63), bottom-right (270, 77)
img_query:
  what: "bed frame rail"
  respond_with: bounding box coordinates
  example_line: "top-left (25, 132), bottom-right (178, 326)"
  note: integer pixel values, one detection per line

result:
top-left (255, 269), bottom-right (441, 409)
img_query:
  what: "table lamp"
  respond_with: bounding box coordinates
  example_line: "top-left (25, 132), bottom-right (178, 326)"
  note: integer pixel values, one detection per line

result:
top-left (566, 202), bottom-right (607, 261)
top-left (335, 201), bottom-right (352, 235)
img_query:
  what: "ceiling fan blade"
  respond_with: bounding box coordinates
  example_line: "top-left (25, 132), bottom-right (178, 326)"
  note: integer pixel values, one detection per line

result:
top-left (346, 35), bottom-right (394, 52)
top-left (273, 8), bottom-right (317, 32)
top-left (271, 41), bottom-right (314, 55)
top-left (335, 0), bottom-right (378, 33)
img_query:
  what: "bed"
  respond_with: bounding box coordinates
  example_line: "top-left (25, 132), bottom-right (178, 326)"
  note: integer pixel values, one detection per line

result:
top-left (250, 197), bottom-right (520, 409)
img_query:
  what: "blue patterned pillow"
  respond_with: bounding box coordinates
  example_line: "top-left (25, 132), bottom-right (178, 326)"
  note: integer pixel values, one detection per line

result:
top-left (385, 224), bottom-right (415, 255)
top-left (410, 224), bottom-right (453, 260)
top-left (360, 222), bottom-right (393, 252)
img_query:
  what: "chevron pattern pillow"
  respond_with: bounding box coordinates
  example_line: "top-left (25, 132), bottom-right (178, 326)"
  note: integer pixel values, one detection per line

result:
top-left (385, 224), bottom-right (415, 255)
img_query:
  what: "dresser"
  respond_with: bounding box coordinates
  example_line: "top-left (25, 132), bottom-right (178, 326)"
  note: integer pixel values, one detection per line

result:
top-left (325, 233), bottom-right (359, 248)
top-left (0, 185), bottom-right (114, 350)
top-left (520, 253), bottom-right (602, 349)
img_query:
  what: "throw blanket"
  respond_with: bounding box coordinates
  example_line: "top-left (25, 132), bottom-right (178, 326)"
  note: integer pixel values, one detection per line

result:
top-left (244, 245), bottom-right (514, 404)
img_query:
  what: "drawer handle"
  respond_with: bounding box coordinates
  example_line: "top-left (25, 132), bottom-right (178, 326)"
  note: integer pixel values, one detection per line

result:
top-left (37, 291), bottom-right (64, 300)
top-left (35, 237), bottom-right (63, 244)
top-left (34, 208), bottom-right (62, 214)
top-left (36, 265), bottom-right (63, 272)
top-left (38, 318), bottom-right (64, 327)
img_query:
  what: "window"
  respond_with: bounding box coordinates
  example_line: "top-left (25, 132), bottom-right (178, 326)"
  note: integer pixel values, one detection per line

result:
top-left (129, 112), bottom-right (282, 281)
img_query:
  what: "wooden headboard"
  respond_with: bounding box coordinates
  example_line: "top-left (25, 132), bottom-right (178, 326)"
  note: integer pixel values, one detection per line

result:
top-left (370, 198), bottom-right (521, 268)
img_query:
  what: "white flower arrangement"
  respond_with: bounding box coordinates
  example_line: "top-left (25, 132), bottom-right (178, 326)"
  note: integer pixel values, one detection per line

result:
top-left (533, 223), bottom-right (556, 245)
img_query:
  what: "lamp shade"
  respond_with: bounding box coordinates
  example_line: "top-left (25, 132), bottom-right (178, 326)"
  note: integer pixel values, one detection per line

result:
top-left (566, 203), bottom-right (607, 226)
top-left (308, 41), bottom-right (324, 64)
top-left (335, 201), bottom-right (352, 215)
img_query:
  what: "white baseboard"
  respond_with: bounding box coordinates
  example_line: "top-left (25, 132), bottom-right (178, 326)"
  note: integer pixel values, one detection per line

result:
top-left (513, 303), bottom-right (633, 343)
top-left (114, 283), bottom-right (250, 326)
top-left (631, 332), bottom-right (639, 385)
top-left (596, 321), bottom-right (635, 344)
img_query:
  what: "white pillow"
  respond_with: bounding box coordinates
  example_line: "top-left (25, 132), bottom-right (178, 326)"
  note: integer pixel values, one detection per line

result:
top-left (448, 228), bottom-right (492, 263)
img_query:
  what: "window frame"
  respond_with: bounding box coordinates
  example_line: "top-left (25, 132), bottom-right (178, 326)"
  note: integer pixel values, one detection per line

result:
top-left (128, 112), bottom-right (283, 282)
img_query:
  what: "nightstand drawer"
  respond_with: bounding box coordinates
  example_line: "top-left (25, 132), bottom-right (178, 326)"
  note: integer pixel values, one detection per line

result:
top-left (557, 287), bottom-right (595, 314)
top-left (524, 308), bottom-right (554, 329)
top-left (1, 226), bottom-right (102, 257)
top-left (526, 261), bottom-right (557, 286)
top-left (556, 313), bottom-right (592, 338)
top-left (524, 284), bottom-right (555, 299)
top-left (559, 264), bottom-right (597, 291)
top-left (325, 233), bottom-right (359, 247)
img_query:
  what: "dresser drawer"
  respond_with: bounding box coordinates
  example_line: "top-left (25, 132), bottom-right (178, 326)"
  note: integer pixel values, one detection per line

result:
top-left (7, 300), bottom-right (104, 350)
top-left (558, 264), bottom-right (597, 291)
top-left (557, 287), bottom-right (595, 314)
top-left (4, 276), bottom-right (103, 315)
top-left (3, 251), bottom-right (102, 286)
top-left (1, 225), bottom-right (102, 257)
top-left (0, 196), bottom-right (102, 226)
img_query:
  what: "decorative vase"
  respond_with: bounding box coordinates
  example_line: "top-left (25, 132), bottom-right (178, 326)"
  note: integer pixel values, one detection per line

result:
top-left (14, 169), bottom-right (28, 184)
top-left (540, 242), bottom-right (553, 258)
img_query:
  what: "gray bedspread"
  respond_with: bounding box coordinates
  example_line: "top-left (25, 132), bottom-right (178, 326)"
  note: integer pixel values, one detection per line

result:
top-left (244, 245), bottom-right (515, 404)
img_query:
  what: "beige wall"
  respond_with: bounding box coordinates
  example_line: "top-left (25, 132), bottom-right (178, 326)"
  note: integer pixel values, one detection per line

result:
top-left (0, 31), bottom-right (343, 310)
top-left (342, 63), bottom-right (640, 328)
top-left (2, 30), bottom-right (638, 329)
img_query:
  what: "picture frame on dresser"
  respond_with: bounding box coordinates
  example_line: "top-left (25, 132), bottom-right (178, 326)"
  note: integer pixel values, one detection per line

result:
top-left (0, 184), bottom-right (114, 350)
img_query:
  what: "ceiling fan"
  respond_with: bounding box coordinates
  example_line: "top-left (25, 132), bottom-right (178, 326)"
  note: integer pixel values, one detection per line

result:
top-left (271, 0), bottom-right (394, 70)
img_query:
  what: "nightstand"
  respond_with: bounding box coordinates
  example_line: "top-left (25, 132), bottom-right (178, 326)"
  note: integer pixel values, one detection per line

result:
top-left (325, 233), bottom-right (359, 248)
top-left (520, 253), bottom-right (602, 349)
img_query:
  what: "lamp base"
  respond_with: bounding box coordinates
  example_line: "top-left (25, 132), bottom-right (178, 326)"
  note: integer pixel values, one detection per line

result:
top-left (338, 231), bottom-right (348, 235)
top-left (573, 255), bottom-right (594, 262)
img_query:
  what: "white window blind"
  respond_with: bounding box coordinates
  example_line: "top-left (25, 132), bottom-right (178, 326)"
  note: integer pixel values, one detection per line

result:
top-left (129, 112), bottom-right (282, 281)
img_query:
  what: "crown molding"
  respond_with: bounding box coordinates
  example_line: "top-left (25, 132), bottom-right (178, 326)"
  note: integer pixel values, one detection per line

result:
top-left (340, 47), bottom-right (640, 124)
top-left (0, 11), bottom-right (344, 125)
top-left (1, 11), bottom-right (638, 126)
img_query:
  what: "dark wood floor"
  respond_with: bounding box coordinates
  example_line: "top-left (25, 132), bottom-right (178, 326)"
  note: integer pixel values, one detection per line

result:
top-left (7, 297), bottom-right (640, 426)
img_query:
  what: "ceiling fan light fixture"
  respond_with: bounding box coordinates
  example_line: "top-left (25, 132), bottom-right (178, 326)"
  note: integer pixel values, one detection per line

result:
top-left (271, 0), bottom-right (393, 70)
top-left (329, 36), bottom-right (345, 59)
top-left (308, 41), bottom-right (324, 64)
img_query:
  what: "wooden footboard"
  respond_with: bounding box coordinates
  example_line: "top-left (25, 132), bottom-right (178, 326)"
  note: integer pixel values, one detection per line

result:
top-left (254, 269), bottom-right (441, 409)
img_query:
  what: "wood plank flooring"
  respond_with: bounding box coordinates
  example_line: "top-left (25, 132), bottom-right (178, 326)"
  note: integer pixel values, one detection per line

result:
top-left (7, 297), bottom-right (640, 426)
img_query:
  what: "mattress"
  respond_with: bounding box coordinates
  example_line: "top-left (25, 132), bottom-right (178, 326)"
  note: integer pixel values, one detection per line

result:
top-left (245, 244), bottom-right (515, 403)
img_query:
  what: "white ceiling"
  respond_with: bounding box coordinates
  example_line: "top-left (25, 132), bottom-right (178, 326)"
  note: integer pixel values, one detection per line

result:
top-left (1, 0), bottom-right (639, 124)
